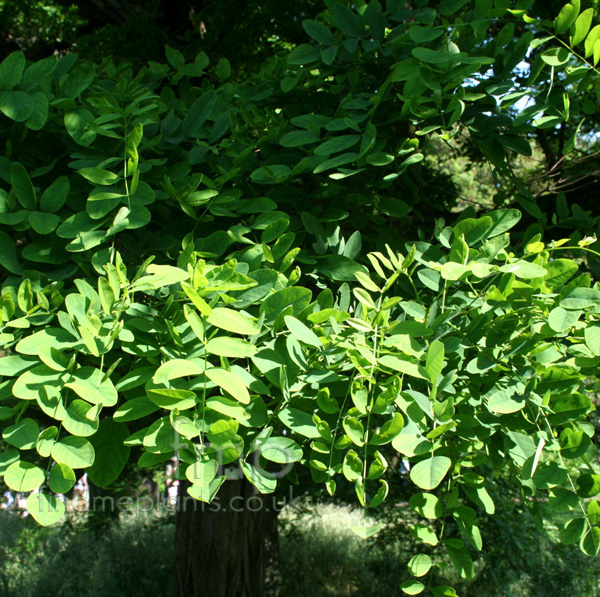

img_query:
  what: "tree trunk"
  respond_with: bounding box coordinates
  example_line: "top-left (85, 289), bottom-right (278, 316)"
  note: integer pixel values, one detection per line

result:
top-left (172, 476), bottom-right (268, 597)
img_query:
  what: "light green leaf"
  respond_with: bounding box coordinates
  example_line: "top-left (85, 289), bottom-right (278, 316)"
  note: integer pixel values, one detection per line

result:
top-left (79, 167), bottom-right (120, 186)
top-left (486, 389), bottom-right (525, 414)
top-left (4, 461), bottom-right (45, 492)
top-left (499, 261), bottom-right (547, 278)
top-left (278, 407), bottom-right (319, 438)
top-left (206, 336), bottom-right (257, 357)
top-left (410, 456), bottom-right (452, 490)
top-left (51, 436), bottom-right (95, 468)
top-left (571, 7), bottom-right (594, 46)
top-left (49, 463), bottom-right (76, 493)
top-left (207, 307), bottom-right (260, 335)
top-left (186, 457), bottom-right (219, 486)
top-left (555, 1), bottom-right (580, 34)
top-left (408, 553), bottom-right (433, 577)
top-left (425, 340), bottom-right (445, 385)
top-left (63, 399), bottom-right (99, 437)
top-left (206, 367), bottom-right (250, 404)
top-left (561, 287), bottom-right (600, 309)
top-left (285, 316), bottom-right (322, 348)
top-left (343, 416), bottom-right (365, 446)
top-left (26, 493), bottom-right (65, 526)
top-left (65, 367), bottom-right (118, 407)
top-left (548, 307), bottom-right (580, 332)
top-left (409, 492), bottom-right (443, 519)
top-left (240, 460), bottom-right (276, 493)
top-left (153, 359), bottom-right (205, 384)
top-left (349, 523), bottom-right (383, 539)
top-left (3, 418), bottom-right (39, 450)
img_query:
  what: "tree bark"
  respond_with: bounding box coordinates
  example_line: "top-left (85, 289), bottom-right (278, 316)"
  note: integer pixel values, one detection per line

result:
top-left (172, 476), bottom-right (268, 597)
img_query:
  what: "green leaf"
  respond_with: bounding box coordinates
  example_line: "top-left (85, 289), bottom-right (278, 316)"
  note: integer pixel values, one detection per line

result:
top-left (215, 58), bottom-right (231, 80)
top-left (66, 367), bottom-right (118, 407)
top-left (79, 167), bottom-right (120, 186)
top-left (317, 388), bottom-right (338, 414)
top-left (485, 209), bottom-right (521, 237)
top-left (410, 456), bottom-right (452, 490)
top-left (411, 524), bottom-right (439, 546)
top-left (26, 493), bottom-right (65, 526)
top-left (206, 336), bottom-right (257, 357)
top-left (288, 44), bottom-right (321, 65)
top-left (408, 26), bottom-right (444, 42)
top-left (0, 91), bottom-right (33, 121)
top-left (343, 417), bottom-right (365, 446)
top-left (278, 407), bottom-right (319, 438)
top-left (165, 45), bottom-right (185, 68)
top-left (25, 92), bottom-right (49, 130)
top-left (314, 135), bottom-right (360, 156)
top-left (183, 91), bottom-right (217, 136)
top-left (332, 4), bottom-right (364, 38)
top-left (153, 359), bottom-right (205, 384)
top-left (0, 354), bottom-right (38, 377)
top-left (240, 460), bottom-right (276, 493)
top-left (49, 463), bottom-right (76, 493)
top-left (0, 51), bottom-right (25, 90)
top-left (426, 340), bottom-right (445, 385)
top-left (303, 20), bottom-right (335, 45)
top-left (280, 130), bottom-right (320, 147)
top-left (257, 436), bottom-right (303, 464)
top-left (4, 461), bottom-right (45, 492)
top-left (349, 523), bottom-right (383, 539)
top-left (206, 367), bottom-right (250, 404)
top-left (51, 436), bottom-right (95, 468)
top-left (3, 418), bottom-right (39, 450)
top-left (260, 287), bottom-right (312, 325)
top-left (581, 526), bottom-right (600, 556)
top-left (0, 231), bottom-right (23, 274)
top-left (63, 399), bottom-right (99, 437)
top-left (585, 325), bottom-right (600, 356)
top-left (585, 24), bottom-right (600, 57)
top-left (11, 162), bottom-right (36, 209)
top-left (379, 355), bottom-right (426, 379)
top-left (561, 287), bottom-right (600, 309)
top-left (207, 307), bottom-right (260, 335)
top-left (186, 457), bottom-right (219, 486)
top-left (188, 475), bottom-right (226, 503)
top-left (409, 492), bottom-right (443, 519)
top-left (540, 48), bottom-right (571, 66)
top-left (148, 388), bottom-right (197, 411)
top-left (561, 517), bottom-right (587, 544)
top-left (0, 449), bottom-right (19, 475)
top-left (40, 176), bottom-right (70, 213)
top-left (408, 553), bottom-right (433, 577)
top-left (555, 1), bottom-right (580, 34)
top-left (64, 109), bottom-right (96, 146)
top-left (544, 259), bottom-right (578, 289)
top-left (444, 538), bottom-right (474, 580)
top-left (486, 389), bottom-right (525, 414)
top-left (571, 7), bottom-right (594, 46)
top-left (401, 579), bottom-right (425, 595)
top-left (29, 211), bottom-right (60, 235)
top-left (285, 316), bottom-right (322, 348)
top-left (499, 261), bottom-right (547, 278)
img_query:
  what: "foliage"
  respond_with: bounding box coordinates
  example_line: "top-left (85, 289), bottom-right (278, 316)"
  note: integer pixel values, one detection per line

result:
top-left (0, 0), bottom-right (600, 593)
top-left (0, 510), bottom-right (174, 597)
